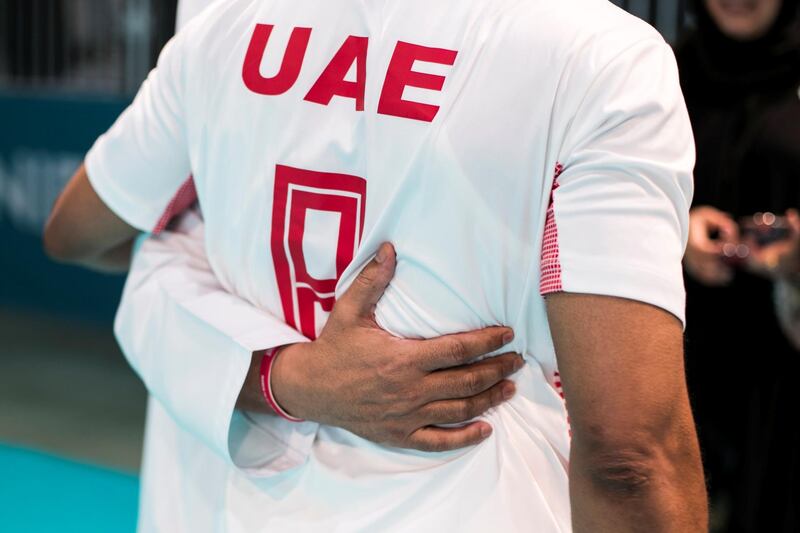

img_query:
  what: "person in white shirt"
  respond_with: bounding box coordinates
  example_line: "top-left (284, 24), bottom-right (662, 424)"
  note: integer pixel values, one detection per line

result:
top-left (175, 0), bottom-right (214, 29)
top-left (113, 4), bottom-right (524, 528)
top-left (44, 0), bottom-right (707, 530)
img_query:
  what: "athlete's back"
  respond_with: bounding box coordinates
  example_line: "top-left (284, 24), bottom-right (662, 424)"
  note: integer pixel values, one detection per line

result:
top-left (87, 0), bottom-right (693, 530)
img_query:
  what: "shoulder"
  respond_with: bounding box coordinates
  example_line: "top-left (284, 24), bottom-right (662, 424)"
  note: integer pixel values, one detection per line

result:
top-left (168, 0), bottom-right (260, 86)
top-left (175, 0), bottom-right (259, 45)
top-left (491, 0), bottom-right (670, 101)
top-left (502, 0), bottom-right (666, 63)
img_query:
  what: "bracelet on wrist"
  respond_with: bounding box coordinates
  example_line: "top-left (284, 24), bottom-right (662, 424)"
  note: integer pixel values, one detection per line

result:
top-left (259, 346), bottom-right (304, 422)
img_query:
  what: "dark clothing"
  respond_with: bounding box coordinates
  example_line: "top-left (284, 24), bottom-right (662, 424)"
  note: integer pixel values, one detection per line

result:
top-left (4, 0), bottom-right (65, 79)
top-left (676, 2), bottom-right (800, 531)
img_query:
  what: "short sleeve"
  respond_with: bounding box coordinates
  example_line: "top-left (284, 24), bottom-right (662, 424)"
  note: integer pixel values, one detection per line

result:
top-left (85, 32), bottom-right (191, 232)
top-left (541, 38), bottom-right (694, 325)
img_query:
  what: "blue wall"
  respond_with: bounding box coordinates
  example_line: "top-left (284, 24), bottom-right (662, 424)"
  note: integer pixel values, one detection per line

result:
top-left (0, 93), bottom-right (130, 322)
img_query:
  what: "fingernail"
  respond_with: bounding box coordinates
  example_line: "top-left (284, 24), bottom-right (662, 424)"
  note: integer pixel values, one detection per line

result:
top-left (375, 245), bottom-right (388, 264)
top-left (503, 383), bottom-right (516, 400)
top-left (480, 425), bottom-right (493, 438)
top-left (502, 330), bottom-right (514, 344)
top-left (513, 357), bottom-right (525, 371)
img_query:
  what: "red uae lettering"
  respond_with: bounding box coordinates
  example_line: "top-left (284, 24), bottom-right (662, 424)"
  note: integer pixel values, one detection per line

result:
top-left (242, 24), bottom-right (312, 95)
top-left (270, 165), bottom-right (367, 340)
top-left (377, 41), bottom-right (458, 123)
top-left (242, 25), bottom-right (458, 122)
top-left (304, 35), bottom-right (368, 111)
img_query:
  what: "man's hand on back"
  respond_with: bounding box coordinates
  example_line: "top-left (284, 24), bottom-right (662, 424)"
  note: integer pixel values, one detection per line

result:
top-left (239, 243), bottom-right (522, 452)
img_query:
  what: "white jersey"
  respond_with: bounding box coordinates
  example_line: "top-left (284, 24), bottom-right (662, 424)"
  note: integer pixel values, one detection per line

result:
top-left (89, 0), bottom-right (693, 530)
top-left (175, 0), bottom-right (215, 30)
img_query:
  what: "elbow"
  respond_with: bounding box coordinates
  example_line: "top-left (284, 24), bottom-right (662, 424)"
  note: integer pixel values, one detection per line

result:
top-left (43, 214), bottom-right (81, 264)
top-left (43, 216), bottom-right (65, 262)
top-left (583, 444), bottom-right (663, 497)
top-left (574, 421), bottom-right (698, 498)
top-left (574, 425), bottom-right (708, 529)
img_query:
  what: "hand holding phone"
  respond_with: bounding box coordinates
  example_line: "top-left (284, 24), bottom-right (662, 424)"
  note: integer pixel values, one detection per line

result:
top-left (740, 212), bottom-right (792, 247)
top-left (740, 210), bottom-right (800, 279)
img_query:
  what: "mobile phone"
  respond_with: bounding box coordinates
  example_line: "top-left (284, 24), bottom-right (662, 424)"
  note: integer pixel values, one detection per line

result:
top-left (739, 212), bottom-right (792, 247)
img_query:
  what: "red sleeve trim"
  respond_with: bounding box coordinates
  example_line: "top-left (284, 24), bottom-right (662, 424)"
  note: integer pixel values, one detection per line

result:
top-left (152, 176), bottom-right (198, 234)
top-left (540, 163), bottom-right (564, 295)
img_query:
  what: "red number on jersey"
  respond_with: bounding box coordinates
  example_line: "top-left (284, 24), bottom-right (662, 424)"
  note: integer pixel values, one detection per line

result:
top-left (271, 165), bottom-right (367, 339)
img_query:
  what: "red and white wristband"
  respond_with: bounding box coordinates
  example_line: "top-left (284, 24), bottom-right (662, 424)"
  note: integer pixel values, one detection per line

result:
top-left (259, 346), bottom-right (304, 422)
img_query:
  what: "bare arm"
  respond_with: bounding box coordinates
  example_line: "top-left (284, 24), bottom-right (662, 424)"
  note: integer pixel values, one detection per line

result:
top-left (547, 293), bottom-right (706, 532)
top-left (44, 163), bottom-right (138, 272)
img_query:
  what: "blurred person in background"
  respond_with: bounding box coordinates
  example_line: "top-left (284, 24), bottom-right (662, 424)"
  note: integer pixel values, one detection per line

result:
top-left (676, 0), bottom-right (800, 530)
top-left (771, 228), bottom-right (800, 348)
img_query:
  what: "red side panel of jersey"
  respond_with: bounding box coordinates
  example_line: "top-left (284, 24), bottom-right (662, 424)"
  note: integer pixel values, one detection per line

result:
top-left (152, 176), bottom-right (198, 235)
top-left (540, 163), bottom-right (564, 295)
top-left (554, 370), bottom-right (572, 439)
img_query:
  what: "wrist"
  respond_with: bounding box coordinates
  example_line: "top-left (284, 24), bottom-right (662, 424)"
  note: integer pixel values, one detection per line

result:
top-left (269, 342), bottom-right (312, 421)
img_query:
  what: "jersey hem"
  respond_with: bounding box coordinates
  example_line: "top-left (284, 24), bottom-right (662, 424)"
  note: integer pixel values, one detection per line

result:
top-left (85, 140), bottom-right (165, 233)
top-left (551, 259), bottom-right (686, 327)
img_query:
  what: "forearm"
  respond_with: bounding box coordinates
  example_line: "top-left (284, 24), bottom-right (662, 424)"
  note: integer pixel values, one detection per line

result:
top-left (44, 164), bottom-right (139, 265)
top-left (73, 239), bottom-right (135, 273)
top-left (569, 418), bottom-right (707, 532)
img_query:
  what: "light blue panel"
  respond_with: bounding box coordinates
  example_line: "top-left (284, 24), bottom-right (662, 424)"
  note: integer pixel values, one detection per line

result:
top-left (0, 445), bottom-right (139, 533)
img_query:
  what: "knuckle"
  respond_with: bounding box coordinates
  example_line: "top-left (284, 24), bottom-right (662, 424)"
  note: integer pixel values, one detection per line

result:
top-left (418, 404), bottom-right (440, 426)
top-left (426, 438), bottom-right (447, 453)
top-left (456, 401), bottom-right (472, 421)
top-left (466, 397), bottom-right (484, 418)
top-left (446, 337), bottom-right (468, 361)
top-left (405, 388), bottom-right (425, 408)
top-left (411, 439), bottom-right (434, 453)
top-left (327, 300), bottom-right (356, 325)
top-left (354, 269), bottom-right (378, 290)
top-left (393, 355), bottom-right (415, 375)
top-left (463, 372), bottom-right (482, 395)
top-left (379, 403), bottom-right (404, 420)
top-left (376, 361), bottom-right (405, 389)
top-left (385, 424), bottom-right (407, 443)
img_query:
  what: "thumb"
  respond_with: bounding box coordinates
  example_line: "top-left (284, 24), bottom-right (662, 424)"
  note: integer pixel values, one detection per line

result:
top-left (337, 242), bottom-right (397, 319)
top-left (706, 210), bottom-right (739, 242)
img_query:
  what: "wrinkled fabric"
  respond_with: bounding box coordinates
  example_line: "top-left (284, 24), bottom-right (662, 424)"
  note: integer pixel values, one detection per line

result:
top-left (97, 0), bottom-right (694, 530)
